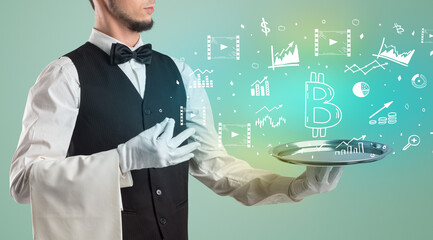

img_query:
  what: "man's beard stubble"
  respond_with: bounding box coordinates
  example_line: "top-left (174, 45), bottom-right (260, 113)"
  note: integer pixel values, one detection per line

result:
top-left (108, 0), bottom-right (154, 32)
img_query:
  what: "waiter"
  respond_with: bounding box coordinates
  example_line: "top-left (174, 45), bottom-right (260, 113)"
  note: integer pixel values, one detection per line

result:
top-left (9, 0), bottom-right (345, 239)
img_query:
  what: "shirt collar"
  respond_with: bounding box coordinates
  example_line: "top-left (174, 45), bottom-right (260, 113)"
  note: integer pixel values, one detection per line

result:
top-left (88, 27), bottom-right (144, 56)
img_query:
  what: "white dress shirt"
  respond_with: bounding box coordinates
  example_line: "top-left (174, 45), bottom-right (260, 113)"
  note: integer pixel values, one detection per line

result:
top-left (9, 28), bottom-right (300, 208)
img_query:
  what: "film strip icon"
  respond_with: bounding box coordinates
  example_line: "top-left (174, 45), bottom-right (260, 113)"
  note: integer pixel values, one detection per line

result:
top-left (347, 29), bottom-right (351, 57)
top-left (217, 123), bottom-right (251, 148)
top-left (236, 36), bottom-right (241, 60)
top-left (246, 123), bottom-right (251, 148)
top-left (180, 106), bottom-right (184, 126)
top-left (314, 29), bottom-right (351, 57)
top-left (314, 29), bottom-right (319, 56)
top-left (421, 28), bottom-right (426, 43)
top-left (421, 28), bottom-right (433, 44)
top-left (217, 123), bottom-right (223, 147)
top-left (202, 106), bottom-right (206, 126)
top-left (207, 36), bottom-right (211, 60)
top-left (207, 35), bottom-right (240, 60)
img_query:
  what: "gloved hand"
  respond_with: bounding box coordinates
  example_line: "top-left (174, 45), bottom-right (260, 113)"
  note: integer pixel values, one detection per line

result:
top-left (117, 118), bottom-right (200, 173)
top-left (288, 166), bottom-right (344, 201)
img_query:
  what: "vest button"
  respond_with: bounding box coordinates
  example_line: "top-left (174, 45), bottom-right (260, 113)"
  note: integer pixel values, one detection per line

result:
top-left (156, 189), bottom-right (162, 195)
top-left (159, 217), bottom-right (167, 225)
top-left (144, 109), bottom-right (151, 115)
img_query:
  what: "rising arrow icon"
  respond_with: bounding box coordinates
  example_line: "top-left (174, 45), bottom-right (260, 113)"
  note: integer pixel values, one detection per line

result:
top-left (369, 101), bottom-right (393, 119)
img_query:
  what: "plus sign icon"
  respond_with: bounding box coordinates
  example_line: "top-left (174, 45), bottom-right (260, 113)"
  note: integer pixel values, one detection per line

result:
top-left (402, 135), bottom-right (421, 151)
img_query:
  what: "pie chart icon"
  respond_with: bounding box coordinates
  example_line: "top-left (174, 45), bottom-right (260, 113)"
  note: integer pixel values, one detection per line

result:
top-left (411, 74), bottom-right (427, 89)
top-left (352, 82), bottom-right (370, 98)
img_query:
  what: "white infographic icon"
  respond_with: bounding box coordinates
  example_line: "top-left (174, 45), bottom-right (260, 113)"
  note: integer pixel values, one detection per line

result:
top-left (261, 18), bottom-right (270, 36)
top-left (305, 72), bottom-right (342, 138)
top-left (352, 82), bottom-right (370, 98)
top-left (369, 101), bottom-right (393, 119)
top-left (180, 106), bottom-right (184, 126)
top-left (411, 74), bottom-right (427, 89)
top-left (250, 76), bottom-right (270, 96)
top-left (421, 28), bottom-right (433, 44)
top-left (255, 115), bottom-right (286, 128)
top-left (218, 123), bottom-right (251, 148)
top-left (315, 29), bottom-right (351, 57)
top-left (268, 42), bottom-right (300, 70)
top-left (207, 35), bottom-right (240, 60)
top-left (345, 60), bottom-right (388, 75)
top-left (335, 135), bottom-right (367, 155)
top-left (255, 104), bottom-right (283, 114)
top-left (393, 23), bottom-right (404, 35)
top-left (255, 104), bottom-right (286, 128)
top-left (402, 135), bottom-right (420, 151)
top-left (372, 38), bottom-right (415, 67)
top-left (190, 69), bottom-right (214, 88)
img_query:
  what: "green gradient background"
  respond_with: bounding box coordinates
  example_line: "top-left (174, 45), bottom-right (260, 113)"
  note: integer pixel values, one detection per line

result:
top-left (1, 0), bottom-right (432, 239)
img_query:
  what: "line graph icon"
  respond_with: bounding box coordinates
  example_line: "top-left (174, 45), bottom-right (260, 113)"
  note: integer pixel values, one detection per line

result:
top-left (315, 29), bottom-right (351, 57)
top-left (268, 42), bottom-right (300, 70)
top-left (372, 38), bottom-right (415, 67)
top-left (335, 135), bottom-right (366, 149)
top-left (334, 135), bottom-right (366, 155)
top-left (305, 72), bottom-right (342, 138)
top-left (190, 68), bottom-right (214, 88)
top-left (256, 104), bottom-right (283, 114)
top-left (255, 115), bottom-right (286, 128)
top-left (250, 76), bottom-right (270, 96)
top-left (190, 69), bottom-right (213, 75)
top-left (345, 60), bottom-right (388, 75)
top-left (207, 35), bottom-right (240, 60)
top-left (255, 104), bottom-right (285, 128)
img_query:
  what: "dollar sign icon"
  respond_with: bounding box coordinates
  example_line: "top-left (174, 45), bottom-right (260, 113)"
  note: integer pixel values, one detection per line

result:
top-left (261, 17), bottom-right (270, 37)
top-left (305, 72), bottom-right (342, 138)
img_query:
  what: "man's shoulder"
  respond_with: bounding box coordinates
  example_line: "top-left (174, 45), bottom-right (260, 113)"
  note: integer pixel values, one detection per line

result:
top-left (35, 56), bottom-right (78, 87)
top-left (42, 56), bottom-right (76, 74)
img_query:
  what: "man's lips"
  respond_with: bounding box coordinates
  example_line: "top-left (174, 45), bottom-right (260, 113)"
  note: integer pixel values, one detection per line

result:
top-left (144, 7), bottom-right (154, 14)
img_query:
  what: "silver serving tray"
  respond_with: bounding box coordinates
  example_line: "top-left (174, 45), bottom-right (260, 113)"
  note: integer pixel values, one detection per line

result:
top-left (269, 139), bottom-right (393, 166)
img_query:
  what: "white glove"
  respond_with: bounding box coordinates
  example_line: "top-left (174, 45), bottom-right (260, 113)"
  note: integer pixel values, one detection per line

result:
top-left (288, 166), bottom-right (344, 201)
top-left (117, 118), bottom-right (200, 173)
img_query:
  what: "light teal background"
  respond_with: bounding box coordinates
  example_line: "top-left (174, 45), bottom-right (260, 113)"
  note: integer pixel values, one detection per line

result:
top-left (1, 0), bottom-right (432, 239)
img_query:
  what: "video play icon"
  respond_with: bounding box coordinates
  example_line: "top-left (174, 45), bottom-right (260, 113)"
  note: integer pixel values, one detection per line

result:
top-left (314, 29), bottom-right (351, 57)
top-left (207, 35), bottom-right (240, 60)
top-left (329, 39), bottom-right (338, 46)
top-left (217, 123), bottom-right (251, 148)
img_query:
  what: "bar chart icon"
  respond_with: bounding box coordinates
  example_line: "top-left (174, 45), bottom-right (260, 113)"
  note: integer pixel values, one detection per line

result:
top-left (250, 76), bottom-right (270, 96)
top-left (191, 74), bottom-right (213, 88)
top-left (335, 142), bottom-right (365, 155)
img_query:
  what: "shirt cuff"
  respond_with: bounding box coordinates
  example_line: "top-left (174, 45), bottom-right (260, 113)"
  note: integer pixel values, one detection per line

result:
top-left (114, 151), bottom-right (133, 188)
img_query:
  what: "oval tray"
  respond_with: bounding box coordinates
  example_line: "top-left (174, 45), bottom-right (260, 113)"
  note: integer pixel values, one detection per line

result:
top-left (269, 139), bottom-right (393, 166)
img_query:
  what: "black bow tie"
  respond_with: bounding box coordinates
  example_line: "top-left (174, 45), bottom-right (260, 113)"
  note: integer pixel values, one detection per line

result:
top-left (109, 42), bottom-right (152, 65)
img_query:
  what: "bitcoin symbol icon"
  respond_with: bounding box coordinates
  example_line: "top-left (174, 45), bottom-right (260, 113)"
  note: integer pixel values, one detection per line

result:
top-left (305, 72), bottom-right (342, 138)
top-left (261, 17), bottom-right (270, 36)
top-left (393, 23), bottom-right (404, 35)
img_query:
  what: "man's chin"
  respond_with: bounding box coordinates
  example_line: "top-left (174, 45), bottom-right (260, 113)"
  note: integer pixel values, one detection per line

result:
top-left (128, 19), bottom-right (154, 32)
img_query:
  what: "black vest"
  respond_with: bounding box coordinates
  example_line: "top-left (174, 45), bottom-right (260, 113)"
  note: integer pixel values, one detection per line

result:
top-left (64, 41), bottom-right (189, 240)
